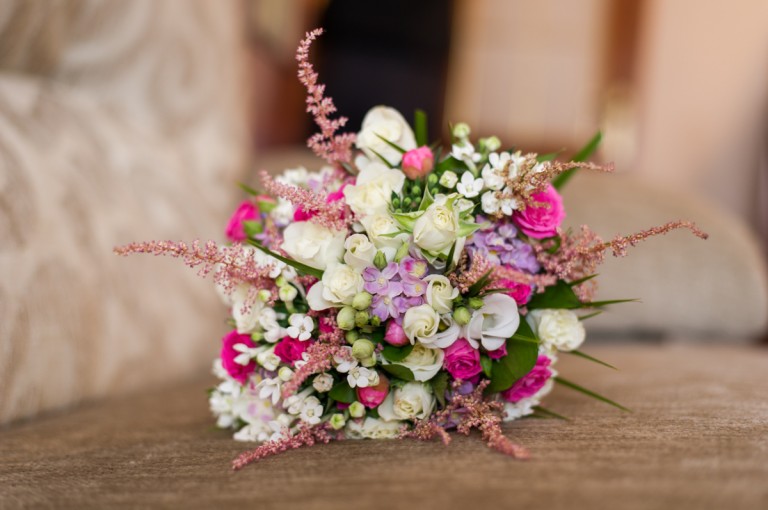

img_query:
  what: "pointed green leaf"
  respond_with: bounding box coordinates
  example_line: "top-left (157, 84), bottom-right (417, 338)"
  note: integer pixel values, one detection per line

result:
top-left (580, 298), bottom-right (639, 308)
top-left (418, 184), bottom-right (434, 211)
top-left (242, 220), bottom-right (263, 238)
top-left (381, 363), bottom-right (416, 381)
top-left (567, 350), bottom-right (618, 370)
top-left (533, 405), bottom-right (570, 420)
top-left (414, 109), bottom-right (428, 147)
top-left (382, 343), bottom-right (414, 363)
top-left (329, 382), bottom-right (356, 404)
top-left (555, 376), bottom-right (630, 412)
top-left (444, 241), bottom-right (459, 273)
top-left (568, 274), bottom-right (599, 287)
top-left (578, 311), bottom-right (603, 321)
top-left (246, 239), bottom-right (323, 279)
top-left (552, 131), bottom-right (602, 190)
top-left (369, 148), bottom-right (397, 168)
top-left (238, 182), bottom-right (261, 196)
top-left (375, 133), bottom-right (407, 154)
top-left (392, 211), bottom-right (422, 232)
top-left (432, 371), bottom-right (449, 407)
top-left (486, 321), bottom-right (539, 393)
top-left (527, 280), bottom-right (582, 310)
top-left (480, 355), bottom-right (493, 378)
top-left (466, 269), bottom-right (493, 297)
top-left (457, 220), bottom-right (482, 238)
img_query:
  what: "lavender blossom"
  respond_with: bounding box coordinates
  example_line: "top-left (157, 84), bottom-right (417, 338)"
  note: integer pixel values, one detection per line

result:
top-left (467, 217), bottom-right (540, 274)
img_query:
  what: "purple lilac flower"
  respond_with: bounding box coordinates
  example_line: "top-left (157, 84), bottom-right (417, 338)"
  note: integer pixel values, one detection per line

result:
top-left (467, 217), bottom-right (540, 274)
top-left (362, 259), bottom-right (427, 321)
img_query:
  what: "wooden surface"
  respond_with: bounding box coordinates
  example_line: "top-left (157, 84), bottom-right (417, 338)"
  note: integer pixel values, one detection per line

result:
top-left (2, 344), bottom-right (767, 510)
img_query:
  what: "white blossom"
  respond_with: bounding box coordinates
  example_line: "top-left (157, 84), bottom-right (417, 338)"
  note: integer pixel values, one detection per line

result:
top-left (347, 366), bottom-right (379, 388)
top-left (456, 172), bottom-right (484, 198)
top-left (258, 377), bottom-right (282, 405)
top-left (333, 346), bottom-right (358, 373)
top-left (286, 314), bottom-right (314, 341)
top-left (300, 396), bottom-right (324, 425)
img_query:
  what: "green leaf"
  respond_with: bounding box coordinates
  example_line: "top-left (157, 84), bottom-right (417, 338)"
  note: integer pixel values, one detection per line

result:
top-left (466, 269), bottom-right (493, 297)
top-left (238, 182), bottom-right (261, 196)
top-left (486, 327), bottom-right (539, 393)
top-left (555, 377), bottom-right (631, 412)
top-left (381, 363), bottom-right (416, 381)
top-left (567, 350), bottom-right (618, 370)
top-left (580, 298), bottom-right (639, 308)
top-left (391, 211), bottom-right (422, 232)
top-left (552, 131), bottom-right (602, 190)
top-left (257, 199), bottom-right (276, 213)
top-left (369, 148), bottom-right (397, 168)
top-left (246, 239), bottom-right (323, 279)
top-left (382, 343), bottom-right (414, 363)
top-left (533, 405), bottom-right (570, 421)
top-left (480, 355), bottom-right (493, 378)
top-left (417, 184), bottom-right (434, 211)
top-left (375, 133), bottom-right (407, 154)
top-left (578, 311), bottom-right (603, 321)
top-left (444, 241), bottom-right (458, 272)
top-left (414, 109), bottom-right (428, 147)
top-left (568, 274), bottom-right (599, 287)
top-left (527, 280), bottom-right (582, 310)
top-left (457, 220), bottom-right (482, 238)
top-left (537, 151), bottom-right (562, 162)
top-left (329, 382), bottom-right (356, 404)
top-left (432, 371), bottom-right (448, 408)
top-left (511, 317), bottom-right (539, 343)
top-left (242, 220), bottom-right (263, 238)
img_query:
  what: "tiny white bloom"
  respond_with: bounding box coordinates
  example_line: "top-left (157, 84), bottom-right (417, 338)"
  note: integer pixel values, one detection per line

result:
top-left (258, 377), bottom-right (282, 405)
top-left (232, 342), bottom-right (259, 366)
top-left (500, 189), bottom-right (519, 215)
top-left (284, 388), bottom-right (314, 415)
top-left (451, 141), bottom-right (476, 161)
top-left (300, 396), bottom-right (324, 425)
top-left (312, 373), bottom-right (334, 393)
top-left (481, 191), bottom-right (501, 214)
top-left (456, 172), bottom-right (484, 198)
top-left (347, 366), bottom-right (379, 388)
top-left (256, 349), bottom-right (281, 371)
top-left (293, 352), bottom-right (311, 370)
top-left (334, 346), bottom-right (358, 373)
top-left (439, 171), bottom-right (458, 188)
top-left (286, 314), bottom-right (314, 341)
top-left (258, 308), bottom-right (283, 343)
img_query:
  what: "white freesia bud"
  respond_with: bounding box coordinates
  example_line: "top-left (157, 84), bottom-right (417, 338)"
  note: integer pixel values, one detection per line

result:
top-left (527, 309), bottom-right (585, 352)
top-left (356, 106), bottom-right (417, 166)
top-left (403, 304), bottom-right (440, 344)
top-left (378, 382), bottom-right (435, 422)
top-left (343, 234), bottom-right (377, 270)
top-left (312, 373), bottom-right (334, 393)
top-left (424, 275), bottom-right (459, 315)
top-left (412, 199), bottom-right (459, 253)
top-left (481, 191), bottom-right (501, 214)
top-left (452, 122), bottom-right (471, 139)
top-left (278, 285), bottom-right (298, 302)
top-left (280, 221), bottom-right (346, 271)
top-left (439, 171), bottom-right (458, 188)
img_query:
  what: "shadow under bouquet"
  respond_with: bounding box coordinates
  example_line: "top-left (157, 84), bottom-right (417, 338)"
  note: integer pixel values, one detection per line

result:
top-left (116, 29), bottom-right (707, 469)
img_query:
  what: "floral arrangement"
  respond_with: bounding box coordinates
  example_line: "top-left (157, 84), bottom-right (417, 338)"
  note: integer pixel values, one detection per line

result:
top-left (116, 29), bottom-right (707, 469)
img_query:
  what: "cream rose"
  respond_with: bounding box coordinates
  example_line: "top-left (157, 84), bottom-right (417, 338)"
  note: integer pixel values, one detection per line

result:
top-left (345, 417), bottom-right (402, 439)
top-left (356, 106), bottom-right (417, 166)
top-left (527, 309), bottom-right (585, 352)
top-left (378, 382), bottom-right (435, 422)
top-left (306, 262), bottom-right (364, 310)
top-left (403, 304), bottom-right (440, 344)
top-left (280, 221), bottom-right (345, 270)
top-left (389, 344), bottom-right (444, 381)
top-left (343, 160), bottom-right (406, 217)
top-left (360, 213), bottom-right (406, 259)
top-left (343, 234), bottom-right (377, 271)
top-left (412, 199), bottom-right (459, 253)
top-left (424, 275), bottom-right (459, 315)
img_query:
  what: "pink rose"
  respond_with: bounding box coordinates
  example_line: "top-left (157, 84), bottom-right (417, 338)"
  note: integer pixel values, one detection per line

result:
top-left (220, 330), bottom-right (256, 384)
top-left (486, 342), bottom-right (507, 360)
top-left (443, 338), bottom-right (482, 380)
top-left (357, 374), bottom-right (389, 408)
top-left (274, 336), bottom-right (311, 366)
top-left (401, 146), bottom-right (434, 180)
top-left (384, 321), bottom-right (409, 346)
top-left (501, 355), bottom-right (553, 402)
top-left (225, 201), bottom-right (259, 242)
top-left (512, 184), bottom-right (565, 239)
top-left (497, 278), bottom-right (532, 306)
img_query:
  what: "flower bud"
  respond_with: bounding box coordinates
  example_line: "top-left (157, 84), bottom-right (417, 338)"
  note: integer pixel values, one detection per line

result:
top-left (257, 289), bottom-right (271, 302)
top-left (373, 251), bottom-right (388, 270)
top-left (452, 122), bottom-right (471, 139)
top-left (468, 297), bottom-right (484, 310)
top-left (384, 321), bottom-right (410, 346)
top-left (279, 285), bottom-right (298, 302)
top-left (312, 373), bottom-right (334, 392)
top-left (401, 146), bottom-right (435, 180)
top-left (411, 184), bottom-right (422, 197)
top-left (355, 310), bottom-right (370, 328)
top-left (360, 356), bottom-right (377, 368)
top-left (337, 306), bottom-right (357, 330)
top-left (394, 241), bottom-right (410, 263)
top-left (369, 316), bottom-right (381, 327)
top-left (275, 275), bottom-right (287, 287)
top-left (480, 136), bottom-right (501, 152)
top-left (349, 401), bottom-right (366, 418)
top-left (356, 375), bottom-right (389, 408)
top-left (453, 306), bottom-right (471, 326)
top-left (329, 413), bottom-right (346, 430)
top-left (439, 171), bottom-right (458, 188)
top-left (250, 331), bottom-right (264, 342)
top-left (352, 339), bottom-right (375, 360)
top-left (427, 173), bottom-right (439, 186)
top-left (278, 366), bottom-right (294, 382)
top-left (352, 291), bottom-right (372, 311)
top-left (345, 330), bottom-right (359, 344)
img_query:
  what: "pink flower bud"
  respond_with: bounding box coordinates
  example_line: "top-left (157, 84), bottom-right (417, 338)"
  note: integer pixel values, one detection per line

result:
top-left (356, 375), bottom-right (389, 408)
top-left (225, 201), bottom-right (258, 242)
top-left (401, 146), bottom-right (434, 180)
top-left (384, 321), bottom-right (409, 346)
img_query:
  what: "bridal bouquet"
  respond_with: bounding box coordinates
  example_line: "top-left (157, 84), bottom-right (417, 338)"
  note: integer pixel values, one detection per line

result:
top-left (116, 29), bottom-right (707, 469)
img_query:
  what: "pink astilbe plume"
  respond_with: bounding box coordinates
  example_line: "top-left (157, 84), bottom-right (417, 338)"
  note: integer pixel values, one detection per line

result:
top-left (232, 422), bottom-right (338, 470)
top-left (449, 251), bottom-right (492, 294)
top-left (534, 225), bottom-right (605, 301)
top-left (595, 220), bottom-right (709, 257)
top-left (113, 240), bottom-right (278, 301)
top-left (259, 170), bottom-right (349, 231)
top-left (297, 28), bottom-right (356, 165)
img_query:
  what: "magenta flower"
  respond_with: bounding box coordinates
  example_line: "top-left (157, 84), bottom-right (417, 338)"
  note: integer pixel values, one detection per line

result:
top-left (384, 321), bottom-right (409, 346)
top-left (486, 342), bottom-right (507, 360)
top-left (220, 330), bottom-right (257, 384)
top-left (401, 146), bottom-right (434, 179)
top-left (274, 336), bottom-right (311, 366)
top-left (356, 375), bottom-right (390, 408)
top-left (225, 201), bottom-right (258, 242)
top-left (512, 185), bottom-right (565, 239)
top-left (443, 338), bottom-right (483, 380)
top-left (496, 278), bottom-right (532, 306)
top-left (501, 355), bottom-right (553, 402)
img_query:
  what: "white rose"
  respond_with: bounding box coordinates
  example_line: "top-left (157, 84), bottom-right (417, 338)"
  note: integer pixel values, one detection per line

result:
top-left (424, 275), bottom-right (459, 315)
top-left (360, 213), bottom-right (406, 259)
top-left (356, 106), bottom-right (417, 166)
top-left (391, 343), bottom-right (444, 381)
top-left (280, 221), bottom-right (345, 270)
top-left (461, 294), bottom-right (520, 352)
top-left (403, 304), bottom-right (440, 344)
top-left (343, 160), bottom-right (405, 217)
top-left (527, 309), bottom-right (585, 352)
top-left (306, 262), bottom-right (364, 310)
top-left (345, 417), bottom-right (402, 439)
top-left (378, 382), bottom-right (435, 422)
top-left (412, 198), bottom-right (459, 253)
top-left (343, 234), bottom-right (377, 271)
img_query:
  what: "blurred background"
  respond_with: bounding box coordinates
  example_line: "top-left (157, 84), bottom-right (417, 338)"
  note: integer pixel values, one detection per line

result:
top-left (1, 0), bottom-right (767, 425)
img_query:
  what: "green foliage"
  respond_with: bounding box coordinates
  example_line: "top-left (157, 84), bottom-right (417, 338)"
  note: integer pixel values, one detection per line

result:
top-left (329, 382), bottom-right (356, 404)
top-left (527, 280), bottom-right (582, 310)
top-left (552, 131), bottom-right (602, 190)
top-left (486, 320), bottom-right (540, 393)
top-left (381, 343), bottom-right (414, 363)
top-left (242, 220), bottom-right (263, 237)
top-left (414, 109), bottom-right (428, 146)
top-left (465, 270), bottom-right (493, 297)
top-left (480, 355), bottom-right (493, 378)
top-left (246, 239), bottom-right (324, 279)
top-left (381, 363), bottom-right (416, 381)
top-left (567, 350), bottom-right (618, 370)
top-left (431, 371), bottom-right (449, 408)
top-left (555, 377), bottom-right (630, 412)
top-left (237, 182), bottom-right (261, 196)
top-left (375, 133), bottom-right (407, 154)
